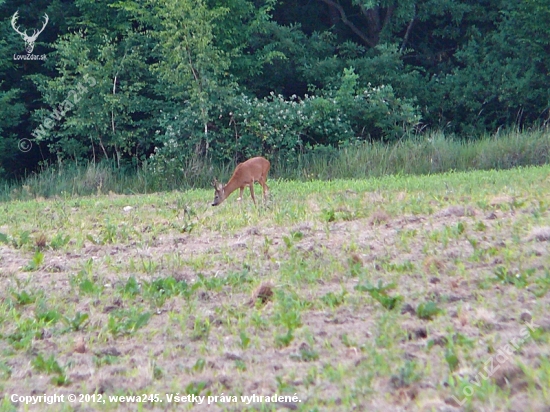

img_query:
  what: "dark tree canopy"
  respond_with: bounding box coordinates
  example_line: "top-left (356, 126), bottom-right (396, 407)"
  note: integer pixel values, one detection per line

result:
top-left (0, 0), bottom-right (548, 179)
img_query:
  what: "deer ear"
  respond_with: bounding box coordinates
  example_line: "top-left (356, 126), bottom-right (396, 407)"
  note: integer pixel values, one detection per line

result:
top-left (212, 179), bottom-right (218, 188)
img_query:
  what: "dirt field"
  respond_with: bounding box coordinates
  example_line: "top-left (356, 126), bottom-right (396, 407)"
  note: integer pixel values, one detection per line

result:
top-left (1, 169), bottom-right (550, 411)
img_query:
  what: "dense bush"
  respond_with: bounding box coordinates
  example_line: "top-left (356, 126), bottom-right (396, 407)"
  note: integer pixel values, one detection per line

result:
top-left (149, 67), bottom-right (420, 177)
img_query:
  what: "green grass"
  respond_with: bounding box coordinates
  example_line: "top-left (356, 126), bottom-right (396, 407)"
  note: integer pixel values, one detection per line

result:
top-left (2, 128), bottom-right (550, 201)
top-left (0, 164), bottom-right (549, 410)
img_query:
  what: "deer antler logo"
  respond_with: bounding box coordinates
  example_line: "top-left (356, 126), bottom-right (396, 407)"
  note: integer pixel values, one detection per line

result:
top-left (11, 11), bottom-right (49, 54)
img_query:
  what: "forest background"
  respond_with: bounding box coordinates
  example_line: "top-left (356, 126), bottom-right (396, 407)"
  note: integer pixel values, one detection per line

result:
top-left (1, 0), bottom-right (549, 192)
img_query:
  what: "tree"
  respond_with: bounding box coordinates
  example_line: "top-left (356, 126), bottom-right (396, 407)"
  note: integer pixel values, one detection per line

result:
top-left (33, 0), bottom-right (159, 165)
top-left (431, 0), bottom-right (550, 132)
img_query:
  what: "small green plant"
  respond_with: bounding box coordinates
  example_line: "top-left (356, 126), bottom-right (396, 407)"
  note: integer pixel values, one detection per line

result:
top-left (533, 270), bottom-right (550, 297)
top-left (35, 308), bottom-right (61, 325)
top-left (348, 257), bottom-right (363, 277)
top-left (340, 333), bottom-right (357, 348)
top-left (0, 232), bottom-right (9, 244)
top-left (79, 277), bottom-right (102, 295)
top-left (192, 358), bottom-right (206, 372)
top-left (153, 363), bottom-right (163, 379)
top-left (282, 231), bottom-right (304, 249)
top-left (321, 208), bottom-right (336, 222)
top-left (101, 222), bottom-right (118, 244)
top-left (263, 236), bottom-right (273, 256)
top-left (93, 354), bottom-right (120, 367)
top-left (32, 353), bottom-right (64, 374)
top-left (292, 346), bottom-right (319, 362)
top-left (416, 301), bottom-right (442, 320)
top-left (140, 258), bottom-right (159, 274)
top-left (273, 305), bottom-right (302, 330)
top-left (185, 381), bottom-right (207, 396)
top-left (31, 354), bottom-right (69, 386)
top-left (382, 261), bottom-right (415, 273)
top-left (122, 276), bottom-right (141, 297)
top-left (454, 222), bottom-right (466, 236)
top-left (493, 266), bottom-right (532, 288)
top-left (239, 330), bottom-right (251, 349)
top-left (50, 233), bottom-right (71, 249)
top-left (24, 251), bottom-right (44, 271)
top-left (70, 260), bottom-right (101, 295)
top-left (11, 290), bottom-right (36, 305)
top-left (390, 360), bottom-right (422, 388)
top-left (195, 273), bottom-right (224, 291)
top-left (454, 332), bottom-right (475, 348)
top-left (445, 347), bottom-right (459, 371)
top-left (6, 318), bottom-right (43, 350)
top-left (275, 330), bottom-right (294, 348)
top-left (0, 361), bottom-right (12, 379)
top-left (107, 309), bottom-right (151, 336)
top-left (320, 291), bottom-right (347, 308)
top-left (13, 231), bottom-right (31, 249)
top-left (177, 204), bottom-right (196, 233)
top-left (190, 317), bottom-right (211, 341)
top-left (355, 281), bottom-right (403, 310)
top-left (271, 291), bottom-right (305, 344)
top-left (275, 375), bottom-right (295, 394)
top-left (474, 221), bottom-right (487, 231)
top-left (144, 276), bottom-right (192, 306)
top-left (62, 312), bottom-right (89, 332)
top-left (235, 359), bottom-right (247, 371)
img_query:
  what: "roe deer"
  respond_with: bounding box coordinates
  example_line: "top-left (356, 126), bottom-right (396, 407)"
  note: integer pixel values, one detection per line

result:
top-left (212, 157), bottom-right (270, 206)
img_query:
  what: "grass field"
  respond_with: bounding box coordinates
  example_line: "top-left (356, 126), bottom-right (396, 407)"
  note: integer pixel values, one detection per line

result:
top-left (1, 165), bottom-right (550, 411)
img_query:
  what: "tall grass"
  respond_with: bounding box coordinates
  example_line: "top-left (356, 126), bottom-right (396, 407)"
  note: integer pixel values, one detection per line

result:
top-left (1, 128), bottom-right (549, 201)
top-left (276, 128), bottom-right (550, 179)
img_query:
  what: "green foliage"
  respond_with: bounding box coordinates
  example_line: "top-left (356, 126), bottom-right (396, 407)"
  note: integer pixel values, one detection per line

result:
top-left (0, 87), bottom-right (26, 179)
top-left (150, 68), bottom-right (419, 174)
top-left (107, 309), bottom-right (152, 337)
top-left (493, 266), bottom-right (533, 288)
top-left (320, 291), bottom-right (347, 309)
top-left (144, 276), bottom-right (192, 306)
top-left (275, 329), bottom-right (294, 348)
top-left (1, 0), bottom-right (550, 182)
top-left (533, 270), bottom-right (550, 298)
top-left (445, 348), bottom-right (459, 372)
top-left (31, 354), bottom-right (69, 386)
top-left (11, 290), bottom-right (36, 306)
top-left (416, 301), bottom-right (442, 320)
top-left (190, 316), bottom-right (211, 341)
top-left (355, 280), bottom-right (403, 310)
top-left (61, 312), bottom-right (89, 332)
top-left (5, 318), bottom-right (43, 350)
top-left (32, 353), bottom-right (63, 375)
top-left (50, 233), bottom-right (71, 250)
top-left (35, 307), bottom-right (61, 325)
top-left (291, 346), bottom-right (320, 362)
top-left (239, 330), bottom-right (251, 349)
top-left (24, 251), bottom-right (44, 272)
top-left (32, 1), bottom-right (159, 164)
top-left (432, 0), bottom-right (550, 133)
top-left (390, 360), bottom-right (422, 388)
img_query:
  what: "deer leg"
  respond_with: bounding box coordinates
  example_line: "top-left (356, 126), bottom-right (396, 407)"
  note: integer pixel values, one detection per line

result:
top-left (249, 183), bottom-right (257, 205)
top-left (259, 178), bottom-right (269, 200)
top-left (237, 187), bottom-right (244, 201)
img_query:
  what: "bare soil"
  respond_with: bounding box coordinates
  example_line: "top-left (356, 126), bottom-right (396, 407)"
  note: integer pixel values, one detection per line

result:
top-left (1, 197), bottom-right (549, 412)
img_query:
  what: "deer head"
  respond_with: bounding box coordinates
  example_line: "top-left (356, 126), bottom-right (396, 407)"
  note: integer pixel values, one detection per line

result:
top-left (11, 11), bottom-right (49, 54)
top-left (211, 178), bottom-right (225, 206)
